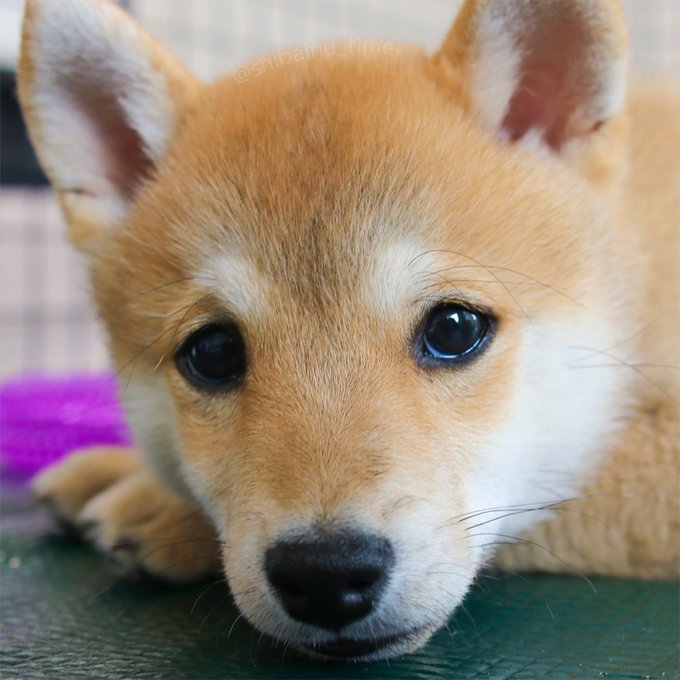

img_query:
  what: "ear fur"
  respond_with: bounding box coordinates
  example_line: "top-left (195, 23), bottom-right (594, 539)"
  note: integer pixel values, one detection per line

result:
top-left (18, 0), bottom-right (200, 249)
top-left (436, 0), bottom-right (628, 153)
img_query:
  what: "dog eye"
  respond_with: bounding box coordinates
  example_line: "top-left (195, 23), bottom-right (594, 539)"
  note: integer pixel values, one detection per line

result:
top-left (175, 323), bottom-right (246, 390)
top-left (419, 304), bottom-right (490, 364)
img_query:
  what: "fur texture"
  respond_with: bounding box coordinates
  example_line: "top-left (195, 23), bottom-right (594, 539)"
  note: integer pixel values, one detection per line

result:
top-left (20, 0), bottom-right (679, 661)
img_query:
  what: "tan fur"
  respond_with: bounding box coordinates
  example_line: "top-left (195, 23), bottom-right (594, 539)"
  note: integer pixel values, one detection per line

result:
top-left (21, 0), bottom-right (678, 661)
top-left (34, 447), bottom-right (219, 582)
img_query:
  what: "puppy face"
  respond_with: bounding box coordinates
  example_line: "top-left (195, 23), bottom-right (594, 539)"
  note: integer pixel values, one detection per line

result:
top-left (20, 0), bottom-right (632, 661)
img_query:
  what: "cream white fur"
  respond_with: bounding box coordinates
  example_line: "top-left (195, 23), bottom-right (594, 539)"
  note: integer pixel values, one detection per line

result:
top-left (362, 239), bottom-right (434, 316)
top-left (468, 15), bottom-right (521, 131)
top-left (467, 318), bottom-right (633, 549)
top-left (200, 252), bottom-right (272, 320)
top-left (120, 376), bottom-right (194, 500)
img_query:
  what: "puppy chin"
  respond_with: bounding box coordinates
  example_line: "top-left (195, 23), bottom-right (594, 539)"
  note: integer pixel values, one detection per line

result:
top-left (291, 625), bottom-right (439, 662)
top-left (232, 592), bottom-right (445, 663)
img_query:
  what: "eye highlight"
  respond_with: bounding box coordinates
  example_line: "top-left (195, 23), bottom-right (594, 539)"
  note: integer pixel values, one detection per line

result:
top-left (175, 323), bottom-right (246, 390)
top-left (417, 304), bottom-right (491, 366)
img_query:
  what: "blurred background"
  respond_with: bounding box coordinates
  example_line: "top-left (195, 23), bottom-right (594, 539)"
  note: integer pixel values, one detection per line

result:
top-left (1, 0), bottom-right (679, 379)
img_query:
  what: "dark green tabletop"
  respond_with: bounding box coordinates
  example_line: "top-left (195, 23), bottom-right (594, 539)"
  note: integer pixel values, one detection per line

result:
top-left (1, 475), bottom-right (678, 679)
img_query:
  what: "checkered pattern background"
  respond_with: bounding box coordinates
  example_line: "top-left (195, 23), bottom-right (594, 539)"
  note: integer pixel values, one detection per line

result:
top-left (1, 0), bottom-right (678, 378)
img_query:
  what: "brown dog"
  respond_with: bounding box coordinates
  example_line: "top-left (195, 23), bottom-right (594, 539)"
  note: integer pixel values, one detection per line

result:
top-left (20, 0), bottom-right (678, 661)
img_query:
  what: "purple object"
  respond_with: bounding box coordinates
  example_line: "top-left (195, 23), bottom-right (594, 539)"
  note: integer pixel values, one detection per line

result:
top-left (0, 373), bottom-right (132, 475)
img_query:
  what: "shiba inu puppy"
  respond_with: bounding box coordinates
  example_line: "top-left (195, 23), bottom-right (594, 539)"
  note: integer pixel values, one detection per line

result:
top-left (20, 0), bottom-right (678, 662)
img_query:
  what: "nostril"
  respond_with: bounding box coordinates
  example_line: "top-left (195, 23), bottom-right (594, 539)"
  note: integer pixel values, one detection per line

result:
top-left (277, 581), bottom-right (303, 600)
top-left (265, 532), bottom-right (394, 631)
top-left (282, 583), bottom-right (301, 596)
top-left (272, 576), bottom-right (300, 595)
top-left (346, 567), bottom-right (382, 592)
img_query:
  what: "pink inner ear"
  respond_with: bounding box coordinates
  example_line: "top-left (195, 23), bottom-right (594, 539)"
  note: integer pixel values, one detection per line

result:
top-left (67, 81), bottom-right (154, 200)
top-left (80, 93), bottom-right (153, 200)
top-left (500, 14), bottom-right (600, 151)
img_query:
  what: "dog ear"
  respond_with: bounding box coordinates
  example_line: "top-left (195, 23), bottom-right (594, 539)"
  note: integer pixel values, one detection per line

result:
top-left (18, 0), bottom-right (200, 250)
top-left (437, 0), bottom-right (628, 153)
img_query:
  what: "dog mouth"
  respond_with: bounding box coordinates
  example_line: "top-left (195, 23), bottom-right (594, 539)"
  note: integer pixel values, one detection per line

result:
top-left (299, 629), bottom-right (423, 660)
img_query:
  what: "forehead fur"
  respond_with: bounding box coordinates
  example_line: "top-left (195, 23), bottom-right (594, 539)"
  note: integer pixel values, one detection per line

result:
top-left (96, 45), bottom-right (622, 353)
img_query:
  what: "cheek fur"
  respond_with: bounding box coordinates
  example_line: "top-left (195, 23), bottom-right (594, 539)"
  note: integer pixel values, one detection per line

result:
top-left (464, 314), bottom-right (633, 539)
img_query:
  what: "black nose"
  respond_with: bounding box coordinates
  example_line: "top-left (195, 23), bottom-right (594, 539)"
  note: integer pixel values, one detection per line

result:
top-left (265, 532), bottom-right (394, 631)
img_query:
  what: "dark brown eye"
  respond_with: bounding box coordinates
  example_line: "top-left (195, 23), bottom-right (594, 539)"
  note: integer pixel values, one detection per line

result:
top-left (176, 323), bottom-right (246, 390)
top-left (419, 304), bottom-right (491, 364)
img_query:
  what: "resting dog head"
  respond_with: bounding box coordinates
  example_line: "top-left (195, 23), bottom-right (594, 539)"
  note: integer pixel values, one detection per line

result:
top-left (20, 0), bottom-right (634, 660)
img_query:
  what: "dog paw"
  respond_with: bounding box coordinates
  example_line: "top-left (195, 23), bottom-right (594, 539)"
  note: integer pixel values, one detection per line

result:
top-left (32, 447), bottom-right (220, 582)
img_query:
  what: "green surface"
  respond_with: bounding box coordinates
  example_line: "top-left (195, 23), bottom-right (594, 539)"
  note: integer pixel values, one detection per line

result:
top-left (1, 483), bottom-right (678, 679)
